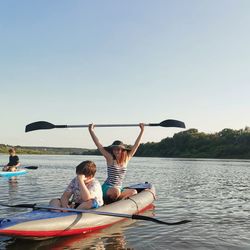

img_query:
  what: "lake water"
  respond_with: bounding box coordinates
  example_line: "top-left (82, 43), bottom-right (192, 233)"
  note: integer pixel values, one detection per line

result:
top-left (0, 154), bottom-right (250, 250)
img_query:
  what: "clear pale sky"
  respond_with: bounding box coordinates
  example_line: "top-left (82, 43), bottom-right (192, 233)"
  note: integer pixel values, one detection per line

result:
top-left (0, 1), bottom-right (249, 149)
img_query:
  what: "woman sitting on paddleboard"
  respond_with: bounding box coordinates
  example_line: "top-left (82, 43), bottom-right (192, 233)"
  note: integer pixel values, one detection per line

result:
top-left (2, 148), bottom-right (20, 172)
top-left (88, 123), bottom-right (144, 203)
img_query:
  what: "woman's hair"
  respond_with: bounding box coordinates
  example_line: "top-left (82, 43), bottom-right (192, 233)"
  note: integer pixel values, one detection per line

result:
top-left (76, 160), bottom-right (96, 177)
top-left (9, 148), bottom-right (16, 154)
top-left (112, 149), bottom-right (128, 165)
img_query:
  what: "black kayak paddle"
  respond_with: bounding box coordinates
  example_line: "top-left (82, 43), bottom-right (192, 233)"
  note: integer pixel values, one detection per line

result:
top-left (0, 203), bottom-right (191, 226)
top-left (25, 119), bottom-right (186, 132)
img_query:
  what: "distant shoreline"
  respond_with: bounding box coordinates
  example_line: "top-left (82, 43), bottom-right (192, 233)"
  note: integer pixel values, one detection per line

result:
top-left (1, 127), bottom-right (250, 159)
top-left (0, 144), bottom-right (98, 156)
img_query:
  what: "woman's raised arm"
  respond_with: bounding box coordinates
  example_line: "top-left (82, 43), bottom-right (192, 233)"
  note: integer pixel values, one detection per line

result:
top-left (129, 123), bottom-right (144, 158)
top-left (88, 124), bottom-right (111, 160)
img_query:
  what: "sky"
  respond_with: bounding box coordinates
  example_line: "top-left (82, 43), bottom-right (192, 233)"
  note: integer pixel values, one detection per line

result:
top-left (0, 0), bottom-right (250, 149)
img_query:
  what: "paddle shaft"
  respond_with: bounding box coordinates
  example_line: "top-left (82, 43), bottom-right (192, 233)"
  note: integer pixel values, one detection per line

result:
top-left (56, 123), bottom-right (157, 128)
top-left (0, 203), bottom-right (190, 225)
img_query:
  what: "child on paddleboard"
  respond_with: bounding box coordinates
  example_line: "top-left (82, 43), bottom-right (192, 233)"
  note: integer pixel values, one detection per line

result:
top-left (2, 148), bottom-right (20, 172)
top-left (49, 160), bottom-right (103, 209)
top-left (88, 123), bottom-right (144, 203)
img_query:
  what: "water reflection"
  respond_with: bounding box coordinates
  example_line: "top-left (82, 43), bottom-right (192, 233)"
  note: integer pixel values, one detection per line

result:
top-left (0, 177), bottom-right (19, 203)
top-left (8, 177), bottom-right (18, 192)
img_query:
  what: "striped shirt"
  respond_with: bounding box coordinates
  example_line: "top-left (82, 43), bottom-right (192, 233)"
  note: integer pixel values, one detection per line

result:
top-left (104, 161), bottom-right (128, 188)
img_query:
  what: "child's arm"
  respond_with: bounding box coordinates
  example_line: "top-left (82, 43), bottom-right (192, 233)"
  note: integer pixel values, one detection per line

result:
top-left (60, 191), bottom-right (72, 208)
top-left (16, 162), bottom-right (21, 167)
top-left (60, 180), bottom-right (74, 208)
top-left (77, 175), bottom-right (94, 201)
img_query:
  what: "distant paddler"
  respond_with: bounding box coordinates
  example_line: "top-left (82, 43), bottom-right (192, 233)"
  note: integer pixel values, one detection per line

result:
top-left (2, 147), bottom-right (21, 172)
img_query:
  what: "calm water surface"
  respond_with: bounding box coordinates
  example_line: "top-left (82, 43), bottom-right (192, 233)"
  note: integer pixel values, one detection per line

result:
top-left (0, 154), bottom-right (249, 250)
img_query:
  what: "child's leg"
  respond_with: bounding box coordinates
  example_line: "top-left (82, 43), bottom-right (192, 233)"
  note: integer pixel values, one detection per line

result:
top-left (2, 166), bottom-right (10, 171)
top-left (49, 198), bottom-right (62, 207)
top-left (76, 199), bottom-right (99, 210)
top-left (48, 198), bottom-right (66, 212)
top-left (9, 166), bottom-right (17, 172)
top-left (76, 200), bottom-right (93, 209)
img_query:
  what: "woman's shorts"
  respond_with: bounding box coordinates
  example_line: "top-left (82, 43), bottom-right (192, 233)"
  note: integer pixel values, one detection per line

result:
top-left (102, 183), bottom-right (124, 198)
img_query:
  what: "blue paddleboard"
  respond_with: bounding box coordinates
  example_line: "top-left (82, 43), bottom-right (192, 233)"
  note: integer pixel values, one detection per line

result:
top-left (0, 170), bottom-right (27, 177)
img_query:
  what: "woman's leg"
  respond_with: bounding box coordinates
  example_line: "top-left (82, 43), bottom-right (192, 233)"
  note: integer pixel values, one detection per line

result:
top-left (119, 188), bottom-right (137, 199)
top-left (102, 183), bottom-right (121, 203)
top-left (106, 187), bottom-right (121, 200)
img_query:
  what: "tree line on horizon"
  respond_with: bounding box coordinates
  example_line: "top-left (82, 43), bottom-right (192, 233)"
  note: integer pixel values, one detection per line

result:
top-left (136, 127), bottom-right (250, 159)
top-left (1, 127), bottom-right (250, 159)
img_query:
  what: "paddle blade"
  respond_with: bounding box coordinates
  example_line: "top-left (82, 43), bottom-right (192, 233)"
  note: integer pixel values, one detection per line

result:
top-left (0, 203), bottom-right (36, 209)
top-left (160, 119), bottom-right (185, 128)
top-left (25, 121), bottom-right (56, 132)
top-left (150, 119), bottom-right (186, 128)
top-left (132, 214), bottom-right (191, 225)
top-left (24, 166), bottom-right (38, 170)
